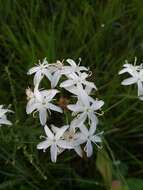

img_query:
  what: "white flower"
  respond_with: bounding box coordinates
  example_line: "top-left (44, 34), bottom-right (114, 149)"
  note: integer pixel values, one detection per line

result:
top-left (50, 59), bottom-right (89, 88)
top-left (50, 60), bottom-right (71, 88)
top-left (137, 70), bottom-right (143, 100)
top-left (37, 125), bottom-right (72, 162)
top-left (26, 87), bottom-right (63, 125)
top-left (68, 97), bottom-right (104, 127)
top-left (76, 125), bottom-right (103, 157)
top-left (119, 57), bottom-right (143, 100)
top-left (0, 105), bottom-right (13, 126)
top-left (60, 72), bottom-right (97, 92)
top-left (66, 58), bottom-right (88, 75)
top-left (64, 127), bottom-right (83, 157)
top-left (27, 58), bottom-right (52, 86)
top-left (52, 123), bottom-right (83, 157)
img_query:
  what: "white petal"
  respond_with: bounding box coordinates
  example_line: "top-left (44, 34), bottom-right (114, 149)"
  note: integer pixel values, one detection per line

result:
top-left (60, 79), bottom-right (75, 88)
top-left (73, 135), bottom-right (86, 146)
top-left (44, 125), bottom-right (54, 139)
top-left (51, 125), bottom-right (60, 133)
top-left (0, 117), bottom-right (12, 125)
top-left (27, 66), bottom-right (39, 75)
top-left (34, 71), bottom-right (43, 86)
top-left (61, 66), bottom-right (73, 75)
top-left (39, 109), bottom-right (47, 125)
top-left (118, 68), bottom-right (129, 75)
top-left (42, 89), bottom-right (59, 102)
top-left (66, 58), bottom-right (76, 68)
top-left (0, 109), bottom-right (9, 117)
top-left (77, 84), bottom-right (90, 107)
top-left (70, 121), bottom-right (82, 130)
top-left (55, 125), bottom-right (69, 140)
top-left (139, 96), bottom-right (143, 100)
top-left (84, 81), bottom-right (97, 90)
top-left (137, 80), bottom-right (143, 97)
top-left (92, 100), bottom-right (104, 110)
top-left (67, 104), bottom-right (83, 112)
top-left (85, 86), bottom-right (93, 95)
top-left (74, 146), bottom-right (83, 157)
top-left (50, 144), bottom-right (58, 163)
top-left (81, 72), bottom-right (88, 80)
top-left (34, 87), bottom-right (42, 102)
top-left (47, 103), bottom-right (63, 113)
top-left (26, 99), bottom-right (37, 114)
top-left (0, 105), bottom-right (3, 109)
top-left (121, 77), bottom-right (137, 85)
top-left (89, 123), bottom-right (96, 136)
top-left (88, 112), bottom-right (98, 126)
top-left (79, 66), bottom-right (88, 71)
top-left (79, 124), bottom-right (89, 136)
top-left (91, 135), bottom-right (102, 143)
top-left (71, 112), bottom-right (87, 126)
top-left (68, 72), bottom-right (79, 80)
top-left (57, 147), bottom-right (65, 155)
top-left (37, 140), bottom-right (51, 150)
top-left (43, 69), bottom-right (52, 81)
top-left (84, 140), bottom-right (93, 157)
top-left (51, 71), bottom-right (61, 88)
top-left (123, 63), bottom-right (132, 67)
top-left (64, 86), bottom-right (79, 95)
top-left (58, 140), bottom-right (73, 149)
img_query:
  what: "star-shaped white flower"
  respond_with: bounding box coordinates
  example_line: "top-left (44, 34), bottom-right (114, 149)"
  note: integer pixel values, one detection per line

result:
top-left (68, 96), bottom-right (104, 127)
top-left (37, 125), bottom-right (72, 162)
top-left (50, 58), bottom-right (89, 88)
top-left (26, 87), bottom-right (63, 125)
top-left (119, 58), bottom-right (143, 100)
top-left (50, 60), bottom-right (71, 88)
top-left (0, 105), bottom-right (13, 126)
top-left (60, 72), bottom-right (97, 92)
top-left (27, 58), bottom-right (52, 85)
top-left (52, 123), bottom-right (83, 157)
top-left (66, 58), bottom-right (88, 75)
top-left (75, 125), bottom-right (103, 157)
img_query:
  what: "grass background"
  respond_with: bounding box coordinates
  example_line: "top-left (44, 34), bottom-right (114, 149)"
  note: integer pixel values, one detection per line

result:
top-left (0, 0), bottom-right (143, 189)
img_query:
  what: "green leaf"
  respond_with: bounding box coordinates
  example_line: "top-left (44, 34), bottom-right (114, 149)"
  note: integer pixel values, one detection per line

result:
top-left (127, 178), bottom-right (143, 190)
top-left (96, 149), bottom-right (112, 189)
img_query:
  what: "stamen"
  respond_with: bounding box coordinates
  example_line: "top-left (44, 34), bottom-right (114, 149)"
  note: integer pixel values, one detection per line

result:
top-left (72, 112), bottom-right (77, 117)
top-left (97, 131), bottom-right (104, 135)
top-left (88, 71), bottom-right (92, 77)
top-left (95, 142), bottom-right (103, 149)
top-left (78, 57), bottom-right (81, 65)
top-left (33, 110), bottom-right (37, 118)
top-left (140, 63), bottom-right (143, 69)
top-left (95, 110), bottom-right (104, 116)
top-left (125, 59), bottom-right (128, 64)
top-left (40, 135), bottom-right (46, 139)
top-left (134, 57), bottom-right (137, 66)
top-left (47, 109), bottom-right (51, 115)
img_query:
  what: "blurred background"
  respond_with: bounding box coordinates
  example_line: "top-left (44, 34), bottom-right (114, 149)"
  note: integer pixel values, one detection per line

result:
top-left (0, 0), bottom-right (143, 189)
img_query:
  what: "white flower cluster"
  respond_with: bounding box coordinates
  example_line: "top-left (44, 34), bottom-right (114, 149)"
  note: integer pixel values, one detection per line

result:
top-left (119, 57), bottom-right (143, 100)
top-left (0, 105), bottom-right (12, 126)
top-left (26, 58), bottom-right (104, 162)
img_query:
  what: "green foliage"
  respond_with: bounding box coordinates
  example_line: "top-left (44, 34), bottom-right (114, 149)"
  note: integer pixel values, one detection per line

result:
top-left (96, 148), bottom-right (112, 188)
top-left (127, 178), bottom-right (143, 190)
top-left (0, 0), bottom-right (143, 189)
